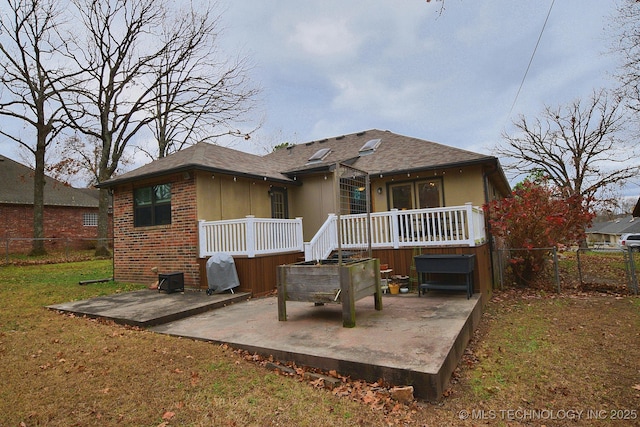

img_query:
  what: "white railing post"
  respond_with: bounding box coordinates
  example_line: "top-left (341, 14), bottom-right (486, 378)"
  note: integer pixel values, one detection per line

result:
top-left (330, 214), bottom-right (338, 254)
top-left (198, 220), bottom-right (207, 257)
top-left (390, 209), bottom-right (400, 249)
top-left (246, 215), bottom-right (256, 258)
top-left (465, 203), bottom-right (475, 246)
top-left (295, 217), bottom-right (304, 252)
top-left (475, 205), bottom-right (486, 244)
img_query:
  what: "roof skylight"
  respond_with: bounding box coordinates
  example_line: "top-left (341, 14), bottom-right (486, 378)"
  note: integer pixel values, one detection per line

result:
top-left (358, 138), bottom-right (381, 155)
top-left (307, 148), bottom-right (331, 163)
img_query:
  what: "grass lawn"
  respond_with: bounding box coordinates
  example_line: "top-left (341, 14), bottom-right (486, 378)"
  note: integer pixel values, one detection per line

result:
top-left (0, 260), bottom-right (638, 426)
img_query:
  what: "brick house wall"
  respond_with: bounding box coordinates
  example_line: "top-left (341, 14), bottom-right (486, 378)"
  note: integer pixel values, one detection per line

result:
top-left (0, 203), bottom-right (108, 253)
top-left (112, 173), bottom-right (200, 288)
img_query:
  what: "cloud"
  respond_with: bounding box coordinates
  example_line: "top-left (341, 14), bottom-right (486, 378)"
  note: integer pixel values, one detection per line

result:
top-left (288, 18), bottom-right (362, 58)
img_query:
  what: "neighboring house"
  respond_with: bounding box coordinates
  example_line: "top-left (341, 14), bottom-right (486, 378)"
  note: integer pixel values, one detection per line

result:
top-left (587, 215), bottom-right (640, 247)
top-left (100, 129), bottom-right (511, 296)
top-left (0, 154), bottom-right (108, 253)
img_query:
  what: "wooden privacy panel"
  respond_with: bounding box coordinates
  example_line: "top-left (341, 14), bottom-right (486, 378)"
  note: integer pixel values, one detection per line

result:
top-left (371, 245), bottom-right (493, 300)
top-left (198, 252), bottom-right (302, 297)
top-left (198, 243), bottom-right (493, 301)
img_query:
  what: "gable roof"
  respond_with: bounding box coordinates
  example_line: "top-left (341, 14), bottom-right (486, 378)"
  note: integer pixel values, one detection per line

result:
top-left (100, 129), bottom-right (510, 196)
top-left (101, 142), bottom-right (294, 187)
top-left (0, 154), bottom-right (99, 208)
top-left (264, 129), bottom-right (499, 176)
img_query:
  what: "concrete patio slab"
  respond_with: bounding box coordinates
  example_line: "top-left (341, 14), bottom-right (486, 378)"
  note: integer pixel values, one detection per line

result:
top-left (48, 289), bottom-right (250, 327)
top-left (47, 288), bottom-right (481, 400)
top-left (151, 292), bottom-right (482, 400)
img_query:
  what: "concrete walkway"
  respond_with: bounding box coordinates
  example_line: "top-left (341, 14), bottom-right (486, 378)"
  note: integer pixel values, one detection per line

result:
top-left (48, 289), bottom-right (481, 400)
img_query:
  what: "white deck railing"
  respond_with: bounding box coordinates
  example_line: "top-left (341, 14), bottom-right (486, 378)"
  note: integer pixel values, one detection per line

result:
top-left (304, 213), bottom-right (338, 262)
top-left (303, 203), bottom-right (486, 261)
top-left (198, 204), bottom-right (486, 259)
top-left (198, 216), bottom-right (304, 258)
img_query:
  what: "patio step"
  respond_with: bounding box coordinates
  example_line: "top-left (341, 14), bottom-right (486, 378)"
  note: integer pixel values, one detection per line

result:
top-left (48, 289), bottom-right (251, 328)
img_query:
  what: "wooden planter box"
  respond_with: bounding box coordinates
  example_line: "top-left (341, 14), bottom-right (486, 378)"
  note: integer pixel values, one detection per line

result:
top-left (277, 258), bottom-right (382, 328)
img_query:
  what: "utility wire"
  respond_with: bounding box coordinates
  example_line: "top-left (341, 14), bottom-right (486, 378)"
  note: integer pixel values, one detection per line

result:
top-left (509, 0), bottom-right (556, 116)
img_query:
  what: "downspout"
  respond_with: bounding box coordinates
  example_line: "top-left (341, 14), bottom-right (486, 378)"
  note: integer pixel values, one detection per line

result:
top-left (482, 161), bottom-right (497, 293)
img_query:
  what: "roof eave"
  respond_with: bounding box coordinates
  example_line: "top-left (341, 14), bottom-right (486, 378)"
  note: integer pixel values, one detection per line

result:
top-left (98, 164), bottom-right (297, 188)
top-left (371, 156), bottom-right (501, 177)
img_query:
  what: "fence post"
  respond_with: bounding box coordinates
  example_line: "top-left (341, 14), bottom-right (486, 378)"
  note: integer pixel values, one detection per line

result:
top-left (628, 247), bottom-right (638, 295)
top-left (498, 248), bottom-right (504, 290)
top-left (552, 247), bottom-right (560, 293)
top-left (576, 249), bottom-right (583, 285)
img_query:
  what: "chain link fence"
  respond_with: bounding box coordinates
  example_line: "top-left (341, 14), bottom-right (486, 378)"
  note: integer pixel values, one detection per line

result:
top-left (1, 237), bottom-right (113, 265)
top-left (497, 247), bottom-right (639, 295)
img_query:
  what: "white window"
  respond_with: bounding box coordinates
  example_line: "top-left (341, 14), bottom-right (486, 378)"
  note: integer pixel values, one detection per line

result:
top-left (83, 212), bottom-right (98, 226)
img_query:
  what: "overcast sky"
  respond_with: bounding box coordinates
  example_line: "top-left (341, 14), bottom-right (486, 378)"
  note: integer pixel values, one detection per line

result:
top-left (224, 0), bottom-right (616, 149)
top-left (1, 0), bottom-right (636, 199)
top-left (219, 0), bottom-right (637, 198)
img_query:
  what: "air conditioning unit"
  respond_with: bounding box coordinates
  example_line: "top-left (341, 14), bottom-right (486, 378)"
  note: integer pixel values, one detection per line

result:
top-left (158, 272), bottom-right (184, 294)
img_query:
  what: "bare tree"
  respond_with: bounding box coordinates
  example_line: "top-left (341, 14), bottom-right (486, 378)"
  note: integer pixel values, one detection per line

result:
top-left (46, 134), bottom-right (132, 187)
top-left (63, 0), bottom-right (186, 255)
top-left (146, 3), bottom-right (260, 159)
top-left (611, 0), bottom-right (640, 115)
top-left (61, 0), bottom-right (260, 255)
top-left (0, 0), bottom-right (77, 255)
top-left (498, 89), bottom-right (639, 211)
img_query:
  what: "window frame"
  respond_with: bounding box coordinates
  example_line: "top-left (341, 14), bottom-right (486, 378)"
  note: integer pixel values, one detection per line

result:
top-left (133, 183), bottom-right (172, 227)
top-left (270, 187), bottom-right (289, 219)
top-left (83, 212), bottom-right (98, 227)
top-left (388, 178), bottom-right (444, 210)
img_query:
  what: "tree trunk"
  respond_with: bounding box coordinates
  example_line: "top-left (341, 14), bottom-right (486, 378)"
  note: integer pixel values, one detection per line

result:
top-left (95, 187), bottom-right (111, 256)
top-left (30, 133), bottom-right (47, 256)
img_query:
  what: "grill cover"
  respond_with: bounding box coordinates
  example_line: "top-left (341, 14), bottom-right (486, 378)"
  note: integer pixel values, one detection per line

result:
top-left (206, 253), bottom-right (240, 293)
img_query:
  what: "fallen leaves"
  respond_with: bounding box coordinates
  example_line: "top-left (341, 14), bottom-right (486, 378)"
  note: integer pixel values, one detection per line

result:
top-left (230, 346), bottom-right (417, 422)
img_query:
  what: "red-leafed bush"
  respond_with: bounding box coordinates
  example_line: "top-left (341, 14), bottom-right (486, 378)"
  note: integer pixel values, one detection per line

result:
top-left (484, 178), bottom-right (594, 287)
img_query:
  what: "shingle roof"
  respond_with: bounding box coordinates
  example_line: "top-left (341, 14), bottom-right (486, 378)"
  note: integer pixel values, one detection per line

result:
top-left (588, 216), bottom-right (640, 235)
top-left (101, 142), bottom-right (293, 186)
top-left (100, 129), bottom-right (508, 193)
top-left (263, 129), bottom-right (497, 176)
top-left (0, 154), bottom-right (99, 208)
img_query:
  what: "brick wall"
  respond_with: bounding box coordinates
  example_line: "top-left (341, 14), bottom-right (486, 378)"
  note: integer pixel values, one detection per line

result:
top-left (0, 203), bottom-right (107, 253)
top-left (113, 173), bottom-right (200, 288)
